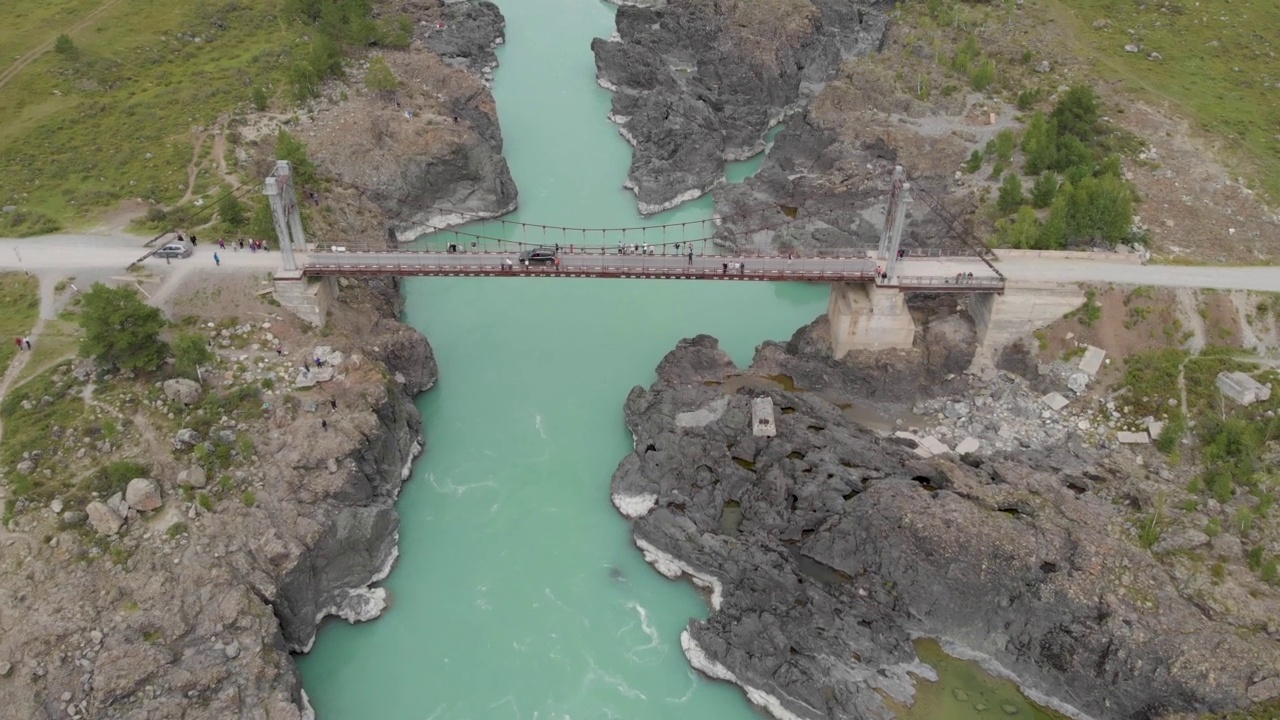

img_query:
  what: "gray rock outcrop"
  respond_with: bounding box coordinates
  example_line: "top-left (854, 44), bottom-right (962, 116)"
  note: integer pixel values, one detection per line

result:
top-left (610, 335), bottom-right (1280, 719)
top-left (162, 378), bottom-right (203, 405)
top-left (593, 0), bottom-right (889, 213)
top-left (309, 1), bottom-right (517, 238)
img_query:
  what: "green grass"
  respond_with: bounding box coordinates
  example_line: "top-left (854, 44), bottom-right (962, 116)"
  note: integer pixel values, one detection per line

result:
top-left (0, 0), bottom-right (315, 230)
top-left (1046, 0), bottom-right (1280, 203)
top-left (0, 273), bottom-right (39, 372)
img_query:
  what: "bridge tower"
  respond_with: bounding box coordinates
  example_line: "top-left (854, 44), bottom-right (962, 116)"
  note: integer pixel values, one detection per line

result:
top-left (876, 165), bottom-right (911, 283)
top-left (267, 160), bottom-right (335, 327)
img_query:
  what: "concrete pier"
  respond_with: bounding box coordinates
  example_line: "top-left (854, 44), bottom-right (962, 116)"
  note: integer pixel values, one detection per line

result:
top-left (827, 283), bottom-right (917, 359)
top-left (273, 272), bottom-right (336, 328)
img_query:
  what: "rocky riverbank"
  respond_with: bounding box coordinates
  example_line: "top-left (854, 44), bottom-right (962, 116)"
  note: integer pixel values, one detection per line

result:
top-left (0, 276), bottom-right (434, 719)
top-left (592, 0), bottom-right (889, 214)
top-left (292, 0), bottom-right (517, 239)
top-left (610, 333), bottom-right (1280, 720)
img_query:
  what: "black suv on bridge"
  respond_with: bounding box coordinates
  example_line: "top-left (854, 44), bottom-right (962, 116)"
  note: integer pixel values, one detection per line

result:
top-left (518, 247), bottom-right (557, 265)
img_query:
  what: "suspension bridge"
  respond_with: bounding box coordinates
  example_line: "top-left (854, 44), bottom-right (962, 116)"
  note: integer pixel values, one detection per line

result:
top-left (254, 162), bottom-right (1004, 293)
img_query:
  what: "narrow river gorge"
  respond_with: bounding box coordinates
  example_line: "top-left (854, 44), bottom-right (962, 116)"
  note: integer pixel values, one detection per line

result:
top-left (297, 1), bottom-right (1068, 718)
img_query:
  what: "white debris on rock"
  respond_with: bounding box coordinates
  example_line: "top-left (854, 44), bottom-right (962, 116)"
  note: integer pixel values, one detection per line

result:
top-left (675, 396), bottom-right (729, 429)
top-left (613, 492), bottom-right (658, 519)
top-left (1078, 345), bottom-right (1106, 375)
top-left (1041, 392), bottom-right (1070, 411)
top-left (751, 397), bottom-right (777, 437)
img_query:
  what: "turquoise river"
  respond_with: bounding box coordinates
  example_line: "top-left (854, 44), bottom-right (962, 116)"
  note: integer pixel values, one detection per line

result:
top-left (296, 1), bottom-right (1067, 719)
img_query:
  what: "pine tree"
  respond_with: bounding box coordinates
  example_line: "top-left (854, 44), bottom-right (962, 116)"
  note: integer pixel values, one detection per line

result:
top-left (1030, 173), bottom-right (1058, 209)
top-left (997, 172), bottom-right (1025, 214)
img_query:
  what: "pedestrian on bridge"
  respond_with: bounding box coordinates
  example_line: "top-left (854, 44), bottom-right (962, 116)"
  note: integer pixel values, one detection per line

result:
top-left (722, 262), bottom-right (728, 275)
top-left (687, 247), bottom-right (693, 266)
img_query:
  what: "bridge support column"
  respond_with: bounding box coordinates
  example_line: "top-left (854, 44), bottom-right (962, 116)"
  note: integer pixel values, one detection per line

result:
top-left (273, 274), bottom-right (336, 328)
top-left (827, 282), bottom-right (916, 359)
top-left (964, 283), bottom-right (1086, 372)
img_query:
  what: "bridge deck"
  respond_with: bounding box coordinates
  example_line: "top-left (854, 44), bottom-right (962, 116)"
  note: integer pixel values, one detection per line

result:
top-left (300, 251), bottom-right (1005, 292)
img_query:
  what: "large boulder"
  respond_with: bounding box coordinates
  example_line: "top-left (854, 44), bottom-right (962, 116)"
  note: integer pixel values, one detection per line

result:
top-left (177, 465), bottom-right (208, 489)
top-left (84, 502), bottom-right (124, 536)
top-left (162, 378), bottom-right (203, 405)
top-left (125, 478), bottom-right (163, 512)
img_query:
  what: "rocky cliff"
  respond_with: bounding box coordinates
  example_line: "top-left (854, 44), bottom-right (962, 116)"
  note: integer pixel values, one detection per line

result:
top-left (592, 0), bottom-right (890, 214)
top-left (0, 277), bottom-right (434, 719)
top-left (609, 334), bottom-right (1280, 720)
top-left (307, 0), bottom-right (517, 239)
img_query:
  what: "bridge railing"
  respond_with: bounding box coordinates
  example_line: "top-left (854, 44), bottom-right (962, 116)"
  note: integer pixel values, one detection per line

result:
top-left (890, 275), bottom-right (1005, 289)
top-left (303, 251), bottom-right (885, 280)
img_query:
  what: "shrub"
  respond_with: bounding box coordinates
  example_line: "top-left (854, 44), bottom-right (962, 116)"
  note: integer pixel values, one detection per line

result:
top-left (963, 149), bottom-right (983, 174)
top-left (1015, 87), bottom-right (1043, 111)
top-left (241, 490), bottom-right (257, 507)
top-left (364, 56), bottom-right (399, 96)
top-left (172, 333), bottom-right (214, 379)
top-left (54, 34), bottom-right (76, 56)
top-left (969, 59), bottom-right (996, 91)
top-left (250, 86), bottom-right (268, 111)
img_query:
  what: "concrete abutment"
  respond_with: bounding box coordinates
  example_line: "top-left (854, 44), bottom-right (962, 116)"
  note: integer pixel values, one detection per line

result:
top-left (827, 282), bottom-right (917, 359)
top-left (273, 272), bottom-right (336, 328)
top-left (965, 282), bottom-right (1086, 371)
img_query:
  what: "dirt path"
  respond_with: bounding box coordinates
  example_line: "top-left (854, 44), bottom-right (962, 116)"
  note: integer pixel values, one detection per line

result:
top-left (177, 130), bottom-right (212, 207)
top-left (0, 0), bottom-right (125, 92)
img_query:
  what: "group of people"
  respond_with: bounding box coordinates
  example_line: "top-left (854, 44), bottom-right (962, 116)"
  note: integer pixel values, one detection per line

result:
top-left (216, 238), bottom-right (268, 253)
top-left (13, 336), bottom-right (32, 351)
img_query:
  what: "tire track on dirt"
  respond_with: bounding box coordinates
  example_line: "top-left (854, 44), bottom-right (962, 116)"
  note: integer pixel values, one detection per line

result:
top-left (0, 0), bottom-right (126, 91)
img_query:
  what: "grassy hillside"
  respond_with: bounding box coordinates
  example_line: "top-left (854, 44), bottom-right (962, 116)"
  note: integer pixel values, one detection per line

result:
top-left (0, 0), bottom-right (306, 235)
top-left (1044, 0), bottom-right (1280, 203)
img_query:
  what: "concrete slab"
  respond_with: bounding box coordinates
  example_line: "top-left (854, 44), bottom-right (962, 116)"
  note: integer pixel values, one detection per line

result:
top-left (1217, 371), bottom-right (1271, 406)
top-left (1078, 345), bottom-right (1106, 375)
top-left (751, 397), bottom-right (777, 438)
top-left (1117, 431), bottom-right (1151, 444)
top-left (1041, 392), bottom-right (1070, 411)
top-left (955, 437), bottom-right (981, 455)
top-left (1147, 420), bottom-right (1165, 438)
top-left (919, 436), bottom-right (951, 455)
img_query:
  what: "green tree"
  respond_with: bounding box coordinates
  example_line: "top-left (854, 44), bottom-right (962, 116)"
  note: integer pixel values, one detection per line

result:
top-left (251, 86), bottom-right (269, 111)
top-left (1038, 191), bottom-right (1069, 249)
top-left (1051, 134), bottom-right (1092, 173)
top-left (1050, 85), bottom-right (1099, 143)
top-left (1020, 112), bottom-right (1056, 175)
top-left (993, 129), bottom-right (1017, 162)
top-left (364, 56), bottom-right (400, 97)
top-left (247, 194), bottom-right (279, 246)
top-left (79, 284), bottom-right (167, 371)
top-left (218, 194), bottom-right (247, 229)
top-left (994, 206), bottom-right (1041, 249)
top-left (53, 34), bottom-right (76, 56)
top-left (275, 129), bottom-right (317, 188)
top-left (307, 35), bottom-right (344, 80)
top-left (1030, 173), bottom-right (1058, 208)
top-left (996, 172), bottom-right (1025, 214)
top-left (171, 333), bottom-right (214, 379)
top-left (963, 149), bottom-right (983, 174)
